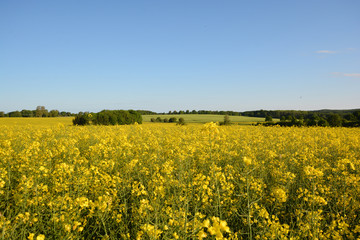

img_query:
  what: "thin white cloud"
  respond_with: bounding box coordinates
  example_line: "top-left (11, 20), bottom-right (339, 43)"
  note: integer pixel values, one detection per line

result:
top-left (343, 73), bottom-right (360, 77)
top-left (331, 72), bottom-right (341, 76)
top-left (332, 72), bottom-right (360, 78)
top-left (316, 48), bottom-right (357, 54)
top-left (316, 50), bottom-right (337, 54)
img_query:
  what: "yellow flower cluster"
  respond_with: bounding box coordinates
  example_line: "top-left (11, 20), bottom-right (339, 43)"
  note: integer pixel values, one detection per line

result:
top-left (0, 123), bottom-right (359, 239)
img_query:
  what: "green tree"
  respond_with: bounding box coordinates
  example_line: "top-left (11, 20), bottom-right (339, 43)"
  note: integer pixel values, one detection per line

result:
top-left (73, 112), bottom-right (91, 125)
top-left (344, 113), bottom-right (357, 122)
top-left (307, 114), bottom-right (320, 126)
top-left (91, 110), bottom-right (142, 126)
top-left (169, 117), bottom-right (177, 123)
top-left (108, 112), bottom-right (118, 125)
top-left (21, 110), bottom-right (33, 117)
top-left (177, 117), bottom-right (185, 125)
top-left (221, 115), bottom-right (231, 125)
top-left (35, 106), bottom-right (48, 117)
top-left (9, 111), bottom-right (22, 117)
top-left (318, 118), bottom-right (329, 127)
top-left (265, 115), bottom-right (273, 122)
top-left (0, 112), bottom-right (4, 117)
top-left (353, 111), bottom-right (360, 122)
top-left (327, 114), bottom-right (342, 127)
top-left (49, 110), bottom-right (59, 117)
top-left (93, 112), bottom-right (110, 125)
top-left (60, 111), bottom-right (71, 116)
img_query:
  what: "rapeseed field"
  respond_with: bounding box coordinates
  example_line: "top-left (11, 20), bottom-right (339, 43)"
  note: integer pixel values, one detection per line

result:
top-left (0, 123), bottom-right (359, 239)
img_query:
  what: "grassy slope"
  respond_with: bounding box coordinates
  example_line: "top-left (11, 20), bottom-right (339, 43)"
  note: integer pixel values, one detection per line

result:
top-left (142, 114), bottom-right (265, 124)
top-left (0, 115), bottom-right (267, 126)
top-left (0, 117), bottom-right (74, 127)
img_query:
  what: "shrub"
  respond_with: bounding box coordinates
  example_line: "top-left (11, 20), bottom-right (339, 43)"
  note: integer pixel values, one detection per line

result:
top-left (220, 115), bottom-right (231, 125)
top-left (177, 117), bottom-right (185, 125)
top-left (169, 117), bottom-right (177, 123)
top-left (73, 112), bottom-right (91, 125)
top-left (8, 111), bottom-right (22, 117)
top-left (265, 115), bottom-right (273, 122)
top-left (91, 110), bottom-right (142, 126)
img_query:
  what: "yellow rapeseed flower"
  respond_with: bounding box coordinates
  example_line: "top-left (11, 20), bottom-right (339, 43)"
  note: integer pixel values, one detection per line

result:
top-left (64, 224), bottom-right (71, 232)
top-left (243, 156), bottom-right (252, 166)
top-left (273, 188), bottom-right (287, 203)
top-left (203, 219), bottom-right (210, 228)
top-left (219, 220), bottom-right (230, 232)
top-left (1, 119), bottom-right (360, 239)
top-left (36, 234), bottom-right (45, 240)
top-left (197, 230), bottom-right (207, 239)
top-left (27, 233), bottom-right (35, 240)
top-left (173, 232), bottom-right (179, 239)
top-left (349, 162), bottom-right (355, 170)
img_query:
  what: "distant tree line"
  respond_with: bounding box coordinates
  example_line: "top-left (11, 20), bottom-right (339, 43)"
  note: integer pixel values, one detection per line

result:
top-left (3, 106), bottom-right (360, 128)
top-left (162, 109), bottom-right (360, 127)
top-left (73, 110), bottom-right (142, 126)
top-left (150, 116), bottom-right (185, 125)
top-left (136, 110), bottom-right (158, 115)
top-left (243, 109), bottom-right (360, 119)
top-left (157, 109), bottom-right (360, 119)
top-left (260, 111), bottom-right (360, 127)
top-left (0, 106), bottom-right (73, 118)
top-left (150, 117), bottom-right (178, 123)
top-left (0, 108), bottom-right (155, 118)
top-left (165, 110), bottom-right (243, 116)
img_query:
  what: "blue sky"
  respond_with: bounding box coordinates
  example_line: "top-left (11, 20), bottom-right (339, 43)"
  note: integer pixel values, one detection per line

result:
top-left (1, 1), bottom-right (359, 113)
